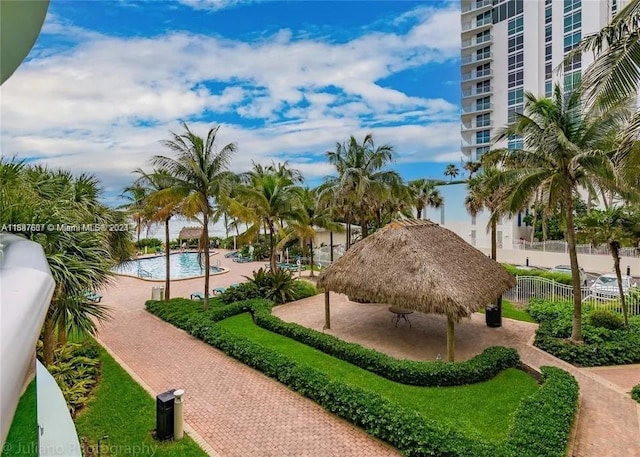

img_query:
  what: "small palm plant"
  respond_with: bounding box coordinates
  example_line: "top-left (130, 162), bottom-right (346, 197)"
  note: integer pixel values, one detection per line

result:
top-left (246, 268), bottom-right (299, 304)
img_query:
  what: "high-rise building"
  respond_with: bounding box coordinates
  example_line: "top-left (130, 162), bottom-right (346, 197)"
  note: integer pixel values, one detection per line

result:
top-left (461, 0), bottom-right (625, 163)
top-left (444, 0), bottom-right (627, 250)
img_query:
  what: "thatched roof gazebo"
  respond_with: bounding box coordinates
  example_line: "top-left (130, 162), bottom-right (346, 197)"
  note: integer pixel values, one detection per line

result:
top-left (178, 226), bottom-right (203, 249)
top-left (317, 219), bottom-right (515, 361)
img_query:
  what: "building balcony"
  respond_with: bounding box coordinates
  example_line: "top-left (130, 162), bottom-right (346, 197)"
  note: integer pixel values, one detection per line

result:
top-left (461, 0), bottom-right (493, 14)
top-left (461, 52), bottom-right (493, 66)
top-left (462, 119), bottom-right (493, 131)
top-left (461, 85), bottom-right (493, 99)
top-left (461, 138), bottom-right (491, 149)
top-left (461, 68), bottom-right (493, 82)
top-left (461, 17), bottom-right (492, 32)
top-left (461, 34), bottom-right (493, 50)
top-left (461, 103), bottom-right (493, 116)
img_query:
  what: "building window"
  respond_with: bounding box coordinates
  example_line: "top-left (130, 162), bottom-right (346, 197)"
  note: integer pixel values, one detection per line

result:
top-left (476, 96), bottom-right (491, 110)
top-left (477, 10), bottom-right (492, 26)
top-left (545, 25), bottom-right (553, 42)
top-left (508, 16), bottom-right (523, 35)
top-left (545, 80), bottom-right (553, 96)
top-left (508, 105), bottom-right (523, 123)
top-left (476, 146), bottom-right (490, 158)
top-left (545, 62), bottom-right (553, 79)
top-left (564, 31), bottom-right (581, 52)
top-left (508, 88), bottom-right (523, 106)
top-left (564, 0), bottom-right (581, 13)
top-left (476, 113), bottom-right (491, 127)
top-left (476, 130), bottom-right (490, 144)
top-left (508, 52), bottom-right (524, 71)
top-left (564, 11), bottom-right (582, 33)
top-left (545, 6), bottom-right (552, 24)
top-left (613, 0), bottom-right (618, 14)
top-left (477, 46), bottom-right (491, 59)
top-left (545, 44), bottom-right (552, 60)
top-left (508, 34), bottom-right (524, 53)
top-left (564, 71), bottom-right (581, 91)
top-left (508, 135), bottom-right (523, 150)
top-left (564, 54), bottom-right (581, 72)
top-left (508, 70), bottom-right (524, 88)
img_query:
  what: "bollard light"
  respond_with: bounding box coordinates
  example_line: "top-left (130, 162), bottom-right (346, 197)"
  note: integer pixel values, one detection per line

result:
top-left (173, 389), bottom-right (185, 441)
top-left (526, 257), bottom-right (529, 267)
top-left (627, 265), bottom-right (631, 276)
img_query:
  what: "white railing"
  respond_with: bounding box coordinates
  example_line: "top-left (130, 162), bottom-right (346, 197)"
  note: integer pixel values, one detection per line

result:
top-left (505, 275), bottom-right (640, 315)
top-left (313, 244), bottom-right (346, 267)
top-left (514, 240), bottom-right (639, 258)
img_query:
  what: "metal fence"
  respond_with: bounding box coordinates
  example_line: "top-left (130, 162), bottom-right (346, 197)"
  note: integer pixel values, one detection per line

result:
top-left (505, 275), bottom-right (640, 315)
top-left (514, 240), bottom-right (639, 258)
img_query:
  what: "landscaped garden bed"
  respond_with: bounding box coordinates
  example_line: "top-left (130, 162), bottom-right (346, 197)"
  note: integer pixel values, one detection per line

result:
top-left (528, 299), bottom-right (640, 366)
top-left (147, 297), bottom-right (579, 457)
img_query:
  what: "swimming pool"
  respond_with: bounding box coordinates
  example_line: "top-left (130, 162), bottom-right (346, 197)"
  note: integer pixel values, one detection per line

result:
top-left (114, 252), bottom-right (225, 280)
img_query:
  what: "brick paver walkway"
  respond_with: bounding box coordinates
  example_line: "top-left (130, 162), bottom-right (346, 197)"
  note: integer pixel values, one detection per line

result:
top-left (96, 253), bottom-right (398, 457)
top-left (274, 294), bottom-right (640, 457)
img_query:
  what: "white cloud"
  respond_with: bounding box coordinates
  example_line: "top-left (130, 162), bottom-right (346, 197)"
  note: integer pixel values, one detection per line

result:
top-left (1, 4), bottom-right (462, 200)
top-left (177, 0), bottom-right (259, 11)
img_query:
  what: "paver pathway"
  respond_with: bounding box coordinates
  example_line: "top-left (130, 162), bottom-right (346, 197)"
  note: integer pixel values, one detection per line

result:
top-left (274, 294), bottom-right (640, 457)
top-left (96, 255), bottom-right (398, 457)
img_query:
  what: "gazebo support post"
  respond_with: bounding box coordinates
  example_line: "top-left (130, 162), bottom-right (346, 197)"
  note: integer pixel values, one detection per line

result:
top-left (324, 290), bottom-right (331, 330)
top-left (447, 316), bottom-right (455, 362)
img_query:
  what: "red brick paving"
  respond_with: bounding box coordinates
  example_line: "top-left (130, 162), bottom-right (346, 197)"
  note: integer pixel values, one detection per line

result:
top-left (97, 251), bottom-right (640, 457)
top-left (96, 252), bottom-right (398, 457)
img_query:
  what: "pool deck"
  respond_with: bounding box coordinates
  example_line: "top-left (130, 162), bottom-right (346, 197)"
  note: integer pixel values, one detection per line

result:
top-left (95, 250), bottom-right (640, 457)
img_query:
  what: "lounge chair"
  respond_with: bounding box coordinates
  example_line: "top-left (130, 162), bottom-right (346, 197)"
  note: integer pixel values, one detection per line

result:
top-left (212, 287), bottom-right (226, 295)
top-left (84, 291), bottom-right (103, 303)
top-left (190, 292), bottom-right (214, 300)
top-left (224, 251), bottom-right (240, 258)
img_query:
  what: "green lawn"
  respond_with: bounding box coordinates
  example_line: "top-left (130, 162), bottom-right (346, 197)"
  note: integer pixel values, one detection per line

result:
top-left (2, 381), bottom-right (37, 457)
top-left (74, 342), bottom-right (207, 457)
top-left (478, 299), bottom-right (536, 323)
top-left (218, 313), bottom-right (539, 443)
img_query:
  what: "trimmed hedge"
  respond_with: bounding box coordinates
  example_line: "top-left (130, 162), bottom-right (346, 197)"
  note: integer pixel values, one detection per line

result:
top-left (631, 384), bottom-right (640, 403)
top-left (251, 303), bottom-right (520, 387)
top-left (146, 298), bottom-right (579, 457)
top-left (503, 264), bottom-right (572, 285)
top-left (504, 367), bottom-right (579, 457)
top-left (528, 299), bottom-right (640, 366)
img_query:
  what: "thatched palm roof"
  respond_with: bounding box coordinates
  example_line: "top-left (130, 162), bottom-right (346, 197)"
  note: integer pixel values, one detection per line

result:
top-left (317, 219), bottom-right (515, 322)
top-left (178, 226), bottom-right (203, 240)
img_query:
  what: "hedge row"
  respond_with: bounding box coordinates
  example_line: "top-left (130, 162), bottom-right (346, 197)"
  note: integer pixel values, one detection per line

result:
top-left (146, 298), bottom-right (579, 457)
top-left (251, 303), bottom-right (521, 387)
top-left (631, 384), bottom-right (640, 403)
top-left (502, 264), bottom-right (573, 285)
top-left (528, 299), bottom-right (640, 366)
top-left (504, 367), bottom-right (579, 457)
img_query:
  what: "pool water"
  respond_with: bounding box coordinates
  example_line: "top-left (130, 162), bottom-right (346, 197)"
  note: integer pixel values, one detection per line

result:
top-left (115, 252), bottom-right (224, 280)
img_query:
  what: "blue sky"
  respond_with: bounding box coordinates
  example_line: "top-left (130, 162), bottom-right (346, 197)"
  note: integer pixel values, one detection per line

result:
top-left (1, 0), bottom-right (463, 205)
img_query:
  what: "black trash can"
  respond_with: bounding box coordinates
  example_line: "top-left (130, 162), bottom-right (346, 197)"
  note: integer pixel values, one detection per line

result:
top-left (156, 389), bottom-right (176, 440)
top-left (485, 301), bottom-right (502, 328)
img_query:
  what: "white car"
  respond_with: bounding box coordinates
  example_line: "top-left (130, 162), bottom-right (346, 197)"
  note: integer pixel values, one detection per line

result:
top-left (590, 274), bottom-right (637, 297)
top-left (550, 265), bottom-right (588, 287)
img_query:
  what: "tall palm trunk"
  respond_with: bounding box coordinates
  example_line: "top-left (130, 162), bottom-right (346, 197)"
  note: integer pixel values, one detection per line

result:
top-left (164, 217), bottom-right (171, 302)
top-left (565, 194), bottom-right (583, 342)
top-left (360, 215), bottom-right (368, 238)
top-left (416, 207), bottom-right (422, 219)
top-left (490, 219), bottom-right (497, 261)
top-left (346, 218), bottom-right (351, 249)
top-left (43, 306), bottom-right (56, 367)
top-left (224, 212), bottom-right (229, 239)
top-left (203, 210), bottom-right (211, 310)
top-left (269, 221), bottom-right (277, 271)
top-left (611, 241), bottom-right (629, 326)
top-left (329, 231), bottom-right (334, 263)
top-left (530, 208), bottom-right (538, 243)
top-left (309, 239), bottom-right (315, 277)
top-left (57, 314), bottom-right (67, 347)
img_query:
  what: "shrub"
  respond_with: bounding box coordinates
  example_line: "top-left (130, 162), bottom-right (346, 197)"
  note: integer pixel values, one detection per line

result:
top-left (146, 298), bottom-right (578, 457)
top-left (530, 299), bottom-right (640, 366)
top-left (47, 342), bottom-right (100, 416)
top-left (503, 264), bottom-right (572, 285)
top-left (135, 238), bottom-right (162, 249)
top-left (218, 282), bottom-right (261, 304)
top-left (631, 384), bottom-right (640, 403)
top-left (247, 268), bottom-right (299, 304)
top-left (589, 309), bottom-right (623, 330)
top-left (292, 280), bottom-right (317, 300)
top-left (505, 367), bottom-right (579, 457)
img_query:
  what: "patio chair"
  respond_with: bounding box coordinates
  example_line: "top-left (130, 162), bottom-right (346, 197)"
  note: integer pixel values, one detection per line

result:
top-left (84, 291), bottom-right (103, 303)
top-left (212, 287), bottom-right (226, 295)
top-left (224, 251), bottom-right (239, 258)
top-left (190, 292), bottom-right (214, 300)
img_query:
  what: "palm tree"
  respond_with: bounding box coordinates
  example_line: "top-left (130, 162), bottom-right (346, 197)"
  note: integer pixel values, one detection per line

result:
top-left (576, 208), bottom-right (640, 326)
top-left (152, 123), bottom-right (237, 310)
top-left (1, 160), bottom-right (133, 365)
top-left (463, 161), bottom-right (482, 179)
top-left (464, 167), bottom-right (505, 261)
top-left (444, 164), bottom-right (459, 182)
top-left (489, 85), bottom-right (630, 342)
top-left (232, 164), bottom-right (303, 271)
top-left (131, 168), bottom-right (185, 302)
top-left (407, 178), bottom-right (443, 220)
top-left (120, 183), bottom-right (150, 244)
top-left (323, 134), bottom-right (400, 239)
